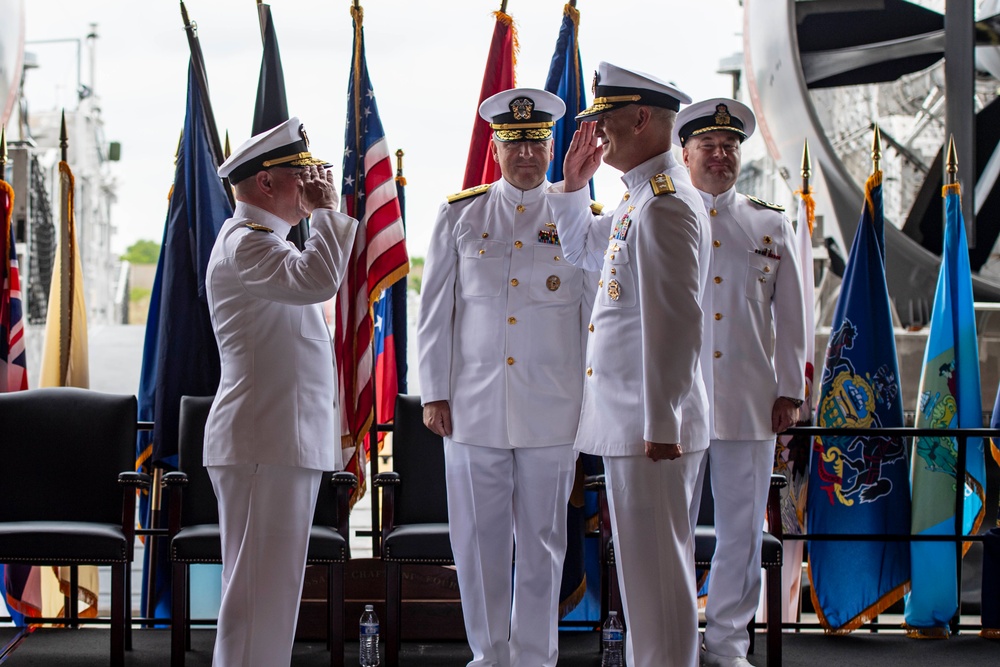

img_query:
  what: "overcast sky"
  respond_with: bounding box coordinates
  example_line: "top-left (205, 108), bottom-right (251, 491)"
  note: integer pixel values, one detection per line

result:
top-left (23, 0), bottom-right (743, 257)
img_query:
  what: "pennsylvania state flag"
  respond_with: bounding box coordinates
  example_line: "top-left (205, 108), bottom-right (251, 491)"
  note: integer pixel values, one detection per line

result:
top-left (904, 181), bottom-right (984, 637)
top-left (807, 170), bottom-right (910, 631)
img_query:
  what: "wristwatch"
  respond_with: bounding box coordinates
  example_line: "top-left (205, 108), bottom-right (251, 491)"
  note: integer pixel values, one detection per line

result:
top-left (781, 396), bottom-right (804, 408)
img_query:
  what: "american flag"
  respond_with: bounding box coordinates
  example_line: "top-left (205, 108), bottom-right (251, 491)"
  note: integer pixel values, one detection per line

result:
top-left (336, 4), bottom-right (408, 504)
top-left (0, 179), bottom-right (27, 394)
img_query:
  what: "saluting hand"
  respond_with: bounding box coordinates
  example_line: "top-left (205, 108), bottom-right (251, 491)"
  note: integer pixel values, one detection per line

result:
top-left (563, 121), bottom-right (603, 193)
top-left (423, 400), bottom-right (453, 438)
top-left (302, 165), bottom-right (340, 212)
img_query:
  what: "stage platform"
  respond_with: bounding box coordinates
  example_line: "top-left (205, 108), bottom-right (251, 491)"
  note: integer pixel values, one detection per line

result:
top-left (1, 626), bottom-right (998, 666)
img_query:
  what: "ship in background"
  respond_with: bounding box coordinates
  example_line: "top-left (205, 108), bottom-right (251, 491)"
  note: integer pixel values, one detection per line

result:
top-left (1, 0), bottom-right (125, 382)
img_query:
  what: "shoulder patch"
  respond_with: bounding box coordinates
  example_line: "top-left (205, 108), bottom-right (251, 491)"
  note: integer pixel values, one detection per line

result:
top-left (650, 174), bottom-right (675, 196)
top-left (244, 222), bottom-right (273, 233)
top-left (745, 194), bottom-right (785, 212)
top-left (590, 201), bottom-right (605, 215)
top-left (446, 183), bottom-right (492, 204)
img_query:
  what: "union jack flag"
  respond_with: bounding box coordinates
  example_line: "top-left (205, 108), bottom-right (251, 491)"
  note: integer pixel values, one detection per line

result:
top-left (0, 179), bottom-right (27, 394)
top-left (335, 4), bottom-right (408, 504)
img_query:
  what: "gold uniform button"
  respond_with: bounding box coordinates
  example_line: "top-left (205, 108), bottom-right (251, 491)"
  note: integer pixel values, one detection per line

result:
top-left (478, 249), bottom-right (486, 255)
top-left (507, 357), bottom-right (515, 365)
top-left (588, 323), bottom-right (594, 332)
top-left (610, 254), bottom-right (615, 260)
top-left (516, 204), bottom-right (526, 213)
top-left (714, 313), bottom-right (722, 320)
top-left (623, 192), bottom-right (630, 201)
top-left (514, 240), bottom-right (523, 249)
top-left (764, 265), bottom-right (771, 273)
top-left (510, 278), bottom-right (519, 287)
top-left (598, 280), bottom-right (604, 288)
top-left (482, 232), bottom-right (489, 238)
top-left (586, 367), bottom-right (593, 376)
top-left (713, 240), bottom-right (721, 248)
top-left (610, 268), bottom-right (617, 275)
top-left (714, 276), bottom-right (722, 284)
top-left (508, 317), bottom-right (517, 325)
top-left (554, 256), bottom-right (560, 261)
top-left (714, 351), bottom-right (723, 359)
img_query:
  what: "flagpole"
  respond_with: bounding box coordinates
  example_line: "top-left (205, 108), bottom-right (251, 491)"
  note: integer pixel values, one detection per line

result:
top-left (871, 124), bottom-right (881, 175)
top-left (801, 138), bottom-right (811, 196)
top-left (945, 133), bottom-right (966, 635)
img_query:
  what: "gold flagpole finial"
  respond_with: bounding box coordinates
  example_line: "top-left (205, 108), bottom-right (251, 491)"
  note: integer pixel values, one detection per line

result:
top-left (871, 123), bottom-right (882, 174)
top-left (180, 0), bottom-right (191, 28)
top-left (395, 149), bottom-right (404, 177)
top-left (60, 110), bottom-right (68, 163)
top-left (224, 131), bottom-right (232, 160)
top-left (800, 138), bottom-right (812, 193)
top-left (946, 134), bottom-right (958, 185)
top-left (1, 125), bottom-right (7, 171)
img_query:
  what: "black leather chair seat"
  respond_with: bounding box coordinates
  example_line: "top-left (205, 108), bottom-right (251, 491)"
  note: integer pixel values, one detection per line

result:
top-left (170, 524), bottom-right (224, 563)
top-left (305, 526), bottom-right (349, 563)
top-left (693, 526), bottom-right (783, 569)
top-left (381, 523), bottom-right (454, 562)
top-left (0, 522), bottom-right (129, 562)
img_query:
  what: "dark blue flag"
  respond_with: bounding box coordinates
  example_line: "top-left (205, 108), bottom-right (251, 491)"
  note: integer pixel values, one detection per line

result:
top-left (136, 58), bottom-right (231, 622)
top-left (807, 169), bottom-right (911, 631)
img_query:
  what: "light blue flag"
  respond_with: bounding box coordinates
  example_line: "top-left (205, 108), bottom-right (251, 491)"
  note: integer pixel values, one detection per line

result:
top-left (904, 181), bottom-right (984, 636)
top-left (807, 170), bottom-right (911, 631)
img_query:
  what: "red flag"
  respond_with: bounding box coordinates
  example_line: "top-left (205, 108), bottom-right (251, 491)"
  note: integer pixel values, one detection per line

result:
top-left (462, 10), bottom-right (517, 189)
top-left (336, 5), bottom-right (408, 504)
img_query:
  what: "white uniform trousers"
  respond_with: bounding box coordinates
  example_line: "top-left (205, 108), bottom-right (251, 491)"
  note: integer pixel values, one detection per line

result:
top-left (703, 439), bottom-right (776, 658)
top-left (208, 463), bottom-right (323, 667)
top-left (443, 439), bottom-right (577, 667)
top-left (604, 451), bottom-right (706, 667)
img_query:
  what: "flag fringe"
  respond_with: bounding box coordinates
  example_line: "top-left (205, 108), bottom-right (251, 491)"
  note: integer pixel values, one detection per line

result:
top-left (941, 182), bottom-right (961, 198)
top-left (979, 628), bottom-right (1000, 639)
top-left (807, 563), bottom-right (909, 633)
top-left (492, 10), bottom-right (518, 86)
top-left (794, 188), bottom-right (816, 236)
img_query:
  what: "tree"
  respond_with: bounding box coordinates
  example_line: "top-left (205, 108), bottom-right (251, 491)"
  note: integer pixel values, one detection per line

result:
top-left (121, 240), bottom-right (161, 265)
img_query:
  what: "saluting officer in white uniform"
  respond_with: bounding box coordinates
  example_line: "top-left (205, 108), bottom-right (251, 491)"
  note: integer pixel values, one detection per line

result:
top-left (547, 62), bottom-right (712, 667)
top-left (675, 98), bottom-right (807, 667)
top-left (418, 88), bottom-right (597, 667)
top-left (206, 118), bottom-right (358, 667)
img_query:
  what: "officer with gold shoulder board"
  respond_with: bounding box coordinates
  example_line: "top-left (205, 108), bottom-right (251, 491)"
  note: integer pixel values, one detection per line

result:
top-left (675, 98), bottom-right (807, 667)
top-left (205, 118), bottom-right (358, 666)
top-left (546, 61), bottom-right (712, 667)
top-left (418, 88), bottom-right (597, 667)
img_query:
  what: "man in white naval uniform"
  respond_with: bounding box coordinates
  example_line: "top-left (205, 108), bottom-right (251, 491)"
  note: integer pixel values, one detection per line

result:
top-left (547, 62), bottom-right (712, 667)
top-left (205, 118), bottom-right (358, 666)
top-left (675, 98), bottom-right (807, 667)
top-left (418, 88), bottom-right (596, 667)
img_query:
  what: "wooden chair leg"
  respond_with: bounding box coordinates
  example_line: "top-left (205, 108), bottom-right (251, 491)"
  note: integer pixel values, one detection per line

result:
top-left (110, 562), bottom-right (125, 667)
top-left (329, 562), bottom-right (345, 667)
top-left (765, 563), bottom-right (782, 667)
top-left (171, 562), bottom-right (187, 667)
top-left (386, 562), bottom-right (401, 667)
top-left (125, 560), bottom-right (132, 651)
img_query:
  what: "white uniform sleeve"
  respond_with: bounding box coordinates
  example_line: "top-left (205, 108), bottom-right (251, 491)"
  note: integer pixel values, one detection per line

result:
top-left (232, 209), bottom-right (358, 304)
top-left (773, 214), bottom-right (808, 401)
top-left (546, 183), bottom-right (613, 271)
top-left (638, 195), bottom-right (704, 444)
top-left (417, 201), bottom-right (458, 405)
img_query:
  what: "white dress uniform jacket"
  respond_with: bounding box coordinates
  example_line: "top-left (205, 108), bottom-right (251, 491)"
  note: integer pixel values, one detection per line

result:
top-left (418, 177), bottom-right (597, 448)
top-left (547, 152), bottom-right (711, 455)
top-left (205, 202), bottom-right (358, 470)
top-left (702, 187), bottom-right (806, 439)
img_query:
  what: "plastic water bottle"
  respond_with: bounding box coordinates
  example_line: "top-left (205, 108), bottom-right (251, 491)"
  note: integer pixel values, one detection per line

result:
top-left (601, 610), bottom-right (624, 667)
top-left (359, 604), bottom-right (380, 666)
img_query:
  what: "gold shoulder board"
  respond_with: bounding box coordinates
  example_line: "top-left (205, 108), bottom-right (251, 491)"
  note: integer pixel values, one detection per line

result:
top-left (745, 194), bottom-right (785, 212)
top-left (446, 183), bottom-right (492, 204)
top-left (590, 201), bottom-right (605, 215)
top-left (244, 222), bottom-right (273, 233)
top-left (650, 174), bottom-right (675, 196)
